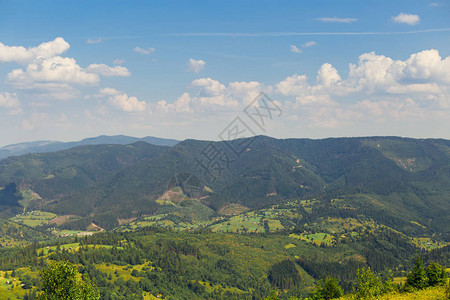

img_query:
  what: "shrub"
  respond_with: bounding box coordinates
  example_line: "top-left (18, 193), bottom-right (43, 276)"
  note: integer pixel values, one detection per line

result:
top-left (426, 263), bottom-right (447, 286)
top-left (354, 267), bottom-right (384, 299)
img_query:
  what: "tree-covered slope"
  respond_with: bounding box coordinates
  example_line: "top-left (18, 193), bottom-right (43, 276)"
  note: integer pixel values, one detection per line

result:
top-left (0, 142), bottom-right (169, 212)
top-left (0, 136), bottom-right (449, 236)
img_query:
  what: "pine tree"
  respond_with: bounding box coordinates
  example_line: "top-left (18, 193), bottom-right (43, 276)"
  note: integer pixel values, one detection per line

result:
top-left (309, 276), bottom-right (343, 300)
top-left (405, 254), bottom-right (428, 290)
top-left (322, 276), bottom-right (343, 299)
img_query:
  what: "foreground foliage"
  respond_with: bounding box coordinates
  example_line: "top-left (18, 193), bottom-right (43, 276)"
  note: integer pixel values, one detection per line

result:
top-left (38, 260), bottom-right (99, 300)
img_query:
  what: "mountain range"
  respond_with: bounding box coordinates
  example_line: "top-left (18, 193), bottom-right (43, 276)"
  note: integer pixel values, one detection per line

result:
top-left (0, 135), bottom-right (179, 159)
top-left (0, 135), bottom-right (449, 237)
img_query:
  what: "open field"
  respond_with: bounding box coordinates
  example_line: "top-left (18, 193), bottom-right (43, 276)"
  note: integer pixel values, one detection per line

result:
top-left (339, 284), bottom-right (450, 299)
top-left (10, 210), bottom-right (56, 227)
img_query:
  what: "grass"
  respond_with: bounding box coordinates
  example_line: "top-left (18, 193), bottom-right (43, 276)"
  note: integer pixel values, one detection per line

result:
top-left (211, 208), bottom-right (295, 233)
top-left (10, 210), bottom-right (57, 227)
top-left (0, 269), bottom-right (30, 299)
top-left (51, 229), bottom-right (95, 237)
top-left (376, 285), bottom-right (448, 300)
top-left (284, 243), bottom-right (296, 249)
top-left (17, 189), bottom-right (42, 212)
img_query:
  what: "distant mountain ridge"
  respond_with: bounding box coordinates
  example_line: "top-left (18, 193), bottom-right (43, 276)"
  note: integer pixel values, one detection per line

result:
top-left (0, 135), bottom-right (179, 159)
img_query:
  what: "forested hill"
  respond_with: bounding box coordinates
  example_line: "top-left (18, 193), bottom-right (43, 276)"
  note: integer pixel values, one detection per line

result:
top-left (0, 136), bottom-right (449, 236)
top-left (0, 135), bottom-right (179, 159)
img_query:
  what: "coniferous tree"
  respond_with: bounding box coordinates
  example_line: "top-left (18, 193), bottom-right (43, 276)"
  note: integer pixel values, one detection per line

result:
top-left (405, 254), bottom-right (428, 290)
top-left (426, 262), bottom-right (447, 286)
top-left (309, 276), bottom-right (343, 300)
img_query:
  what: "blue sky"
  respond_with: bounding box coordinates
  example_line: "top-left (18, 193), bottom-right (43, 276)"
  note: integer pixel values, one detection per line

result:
top-left (0, 0), bottom-right (449, 146)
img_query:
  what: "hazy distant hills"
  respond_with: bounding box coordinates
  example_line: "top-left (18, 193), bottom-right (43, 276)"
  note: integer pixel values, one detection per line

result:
top-left (0, 135), bottom-right (179, 159)
top-left (0, 136), bottom-right (449, 235)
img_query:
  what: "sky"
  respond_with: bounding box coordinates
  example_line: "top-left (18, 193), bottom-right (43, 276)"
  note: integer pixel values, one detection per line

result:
top-left (0, 0), bottom-right (450, 146)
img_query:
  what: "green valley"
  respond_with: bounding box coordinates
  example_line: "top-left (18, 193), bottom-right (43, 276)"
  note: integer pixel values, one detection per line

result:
top-left (0, 136), bottom-right (449, 299)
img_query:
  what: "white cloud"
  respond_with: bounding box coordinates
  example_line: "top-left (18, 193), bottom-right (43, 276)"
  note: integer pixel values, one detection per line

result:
top-left (99, 87), bottom-right (121, 96)
top-left (317, 63), bottom-right (341, 87)
top-left (429, 2), bottom-right (441, 7)
top-left (113, 59), bottom-right (125, 65)
top-left (0, 37), bottom-right (70, 64)
top-left (277, 74), bottom-right (310, 96)
top-left (401, 49), bottom-right (450, 83)
top-left (156, 92), bottom-right (194, 113)
top-left (86, 38), bottom-right (102, 44)
top-left (0, 38), bottom-right (134, 99)
top-left (7, 56), bottom-right (100, 87)
top-left (342, 50), bottom-right (447, 95)
top-left (100, 88), bottom-right (146, 112)
top-left (87, 64), bottom-right (131, 77)
top-left (228, 81), bottom-right (263, 105)
top-left (191, 78), bottom-right (225, 96)
top-left (155, 78), bottom-right (266, 114)
top-left (290, 45), bottom-right (302, 53)
top-left (291, 42), bottom-right (317, 53)
top-left (173, 92), bottom-right (193, 112)
top-left (134, 46), bottom-right (155, 55)
top-left (0, 92), bottom-right (20, 108)
top-left (273, 49), bottom-right (450, 130)
top-left (303, 41), bottom-right (317, 48)
top-left (392, 13), bottom-right (420, 25)
top-left (315, 17), bottom-right (358, 23)
top-left (187, 58), bottom-right (206, 73)
top-left (341, 50), bottom-right (450, 95)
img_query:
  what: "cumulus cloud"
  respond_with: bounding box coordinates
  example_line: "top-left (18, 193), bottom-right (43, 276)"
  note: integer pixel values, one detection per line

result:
top-left (156, 93), bottom-right (194, 113)
top-left (7, 56), bottom-right (100, 87)
top-left (192, 78), bottom-right (225, 96)
top-left (0, 37), bottom-right (69, 64)
top-left (0, 92), bottom-right (20, 108)
top-left (279, 49), bottom-right (450, 99)
top-left (317, 63), bottom-right (341, 87)
top-left (0, 38), bottom-right (132, 99)
top-left (343, 50), bottom-right (450, 94)
top-left (113, 59), bottom-right (125, 65)
top-left (290, 45), bottom-right (302, 53)
top-left (100, 88), bottom-right (146, 112)
top-left (277, 74), bottom-right (310, 96)
top-left (87, 64), bottom-right (131, 77)
top-left (155, 78), bottom-right (269, 114)
top-left (315, 17), bottom-right (358, 23)
top-left (228, 81), bottom-right (263, 105)
top-left (134, 46), bottom-right (155, 55)
top-left (272, 49), bottom-right (450, 130)
top-left (187, 58), bottom-right (206, 73)
top-left (392, 13), bottom-right (420, 25)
